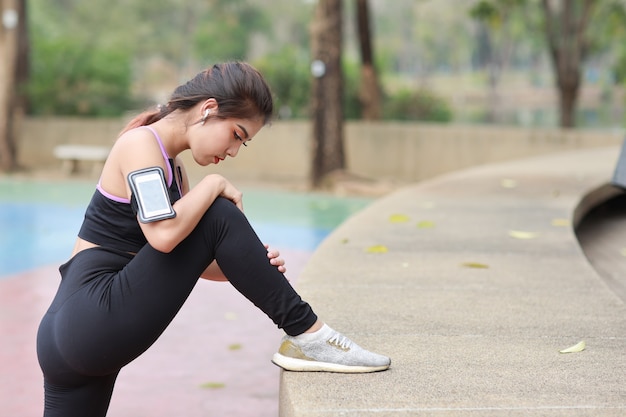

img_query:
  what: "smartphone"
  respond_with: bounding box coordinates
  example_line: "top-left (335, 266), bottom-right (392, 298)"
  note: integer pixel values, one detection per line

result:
top-left (128, 167), bottom-right (176, 223)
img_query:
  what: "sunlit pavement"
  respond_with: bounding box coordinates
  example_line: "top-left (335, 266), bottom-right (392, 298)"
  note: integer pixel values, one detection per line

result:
top-left (0, 248), bottom-right (312, 417)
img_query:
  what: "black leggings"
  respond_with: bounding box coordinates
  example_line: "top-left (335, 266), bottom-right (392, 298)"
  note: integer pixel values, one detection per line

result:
top-left (36, 197), bottom-right (318, 417)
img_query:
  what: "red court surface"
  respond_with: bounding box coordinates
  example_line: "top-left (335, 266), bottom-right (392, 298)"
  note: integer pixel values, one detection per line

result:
top-left (0, 248), bottom-right (312, 417)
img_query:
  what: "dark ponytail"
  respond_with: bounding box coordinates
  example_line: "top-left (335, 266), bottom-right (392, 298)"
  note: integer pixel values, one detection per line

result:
top-left (120, 62), bottom-right (274, 135)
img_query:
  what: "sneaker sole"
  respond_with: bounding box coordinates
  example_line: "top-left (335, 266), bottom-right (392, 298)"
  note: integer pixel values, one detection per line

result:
top-left (271, 353), bottom-right (390, 373)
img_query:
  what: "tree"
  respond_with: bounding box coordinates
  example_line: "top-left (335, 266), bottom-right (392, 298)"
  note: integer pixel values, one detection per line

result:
top-left (470, 0), bottom-right (626, 128)
top-left (193, 0), bottom-right (270, 63)
top-left (14, 0), bottom-right (28, 110)
top-left (252, 47), bottom-right (312, 119)
top-left (470, 0), bottom-right (526, 123)
top-left (355, 0), bottom-right (381, 120)
top-left (310, 0), bottom-right (344, 187)
top-left (540, 0), bottom-right (596, 128)
top-left (26, 36), bottom-right (133, 116)
top-left (0, 0), bottom-right (23, 172)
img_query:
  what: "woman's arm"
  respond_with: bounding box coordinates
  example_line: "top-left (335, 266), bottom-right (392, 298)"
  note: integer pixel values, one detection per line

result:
top-left (141, 174), bottom-right (241, 253)
top-left (113, 130), bottom-right (242, 253)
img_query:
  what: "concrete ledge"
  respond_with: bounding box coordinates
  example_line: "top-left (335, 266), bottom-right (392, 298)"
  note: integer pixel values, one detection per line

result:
top-left (279, 147), bottom-right (626, 416)
top-left (573, 183), bottom-right (623, 228)
top-left (18, 117), bottom-right (623, 185)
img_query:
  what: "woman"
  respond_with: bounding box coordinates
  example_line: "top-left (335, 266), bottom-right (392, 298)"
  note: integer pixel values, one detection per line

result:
top-left (37, 61), bottom-right (390, 417)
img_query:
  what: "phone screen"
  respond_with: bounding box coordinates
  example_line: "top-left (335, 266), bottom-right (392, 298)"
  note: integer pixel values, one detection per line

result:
top-left (135, 173), bottom-right (171, 217)
top-left (128, 167), bottom-right (176, 222)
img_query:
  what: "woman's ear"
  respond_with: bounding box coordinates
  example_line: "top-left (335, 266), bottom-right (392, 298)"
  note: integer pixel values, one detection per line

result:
top-left (201, 98), bottom-right (219, 116)
top-left (200, 98), bottom-right (218, 125)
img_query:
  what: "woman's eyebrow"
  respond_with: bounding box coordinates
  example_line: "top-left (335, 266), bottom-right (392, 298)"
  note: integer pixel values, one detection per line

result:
top-left (237, 124), bottom-right (250, 139)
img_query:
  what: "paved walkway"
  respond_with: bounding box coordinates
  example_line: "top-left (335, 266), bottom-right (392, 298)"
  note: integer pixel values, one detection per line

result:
top-left (279, 147), bottom-right (626, 416)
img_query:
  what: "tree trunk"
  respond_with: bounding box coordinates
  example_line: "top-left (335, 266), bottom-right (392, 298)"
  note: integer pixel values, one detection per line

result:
top-left (541, 0), bottom-right (595, 128)
top-left (559, 72), bottom-right (579, 128)
top-left (15, 0), bottom-right (29, 111)
top-left (310, 0), bottom-right (344, 187)
top-left (355, 0), bottom-right (381, 120)
top-left (0, 0), bottom-right (20, 171)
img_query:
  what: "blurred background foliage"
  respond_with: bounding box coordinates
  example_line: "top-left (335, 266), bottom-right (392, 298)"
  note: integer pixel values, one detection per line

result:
top-left (23, 0), bottom-right (626, 127)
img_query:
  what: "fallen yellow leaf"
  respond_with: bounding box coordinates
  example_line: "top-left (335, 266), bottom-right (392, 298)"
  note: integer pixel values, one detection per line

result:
top-left (366, 245), bottom-right (388, 253)
top-left (461, 262), bottom-right (489, 269)
top-left (559, 340), bottom-right (586, 354)
top-left (224, 312), bottom-right (238, 321)
top-left (551, 218), bottom-right (571, 227)
top-left (500, 178), bottom-right (518, 188)
top-left (508, 230), bottom-right (538, 239)
top-left (200, 382), bottom-right (226, 389)
top-left (417, 220), bottom-right (435, 229)
top-left (389, 214), bottom-right (410, 223)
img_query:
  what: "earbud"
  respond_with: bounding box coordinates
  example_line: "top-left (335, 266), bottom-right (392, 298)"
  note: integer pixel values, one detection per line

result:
top-left (201, 109), bottom-right (210, 125)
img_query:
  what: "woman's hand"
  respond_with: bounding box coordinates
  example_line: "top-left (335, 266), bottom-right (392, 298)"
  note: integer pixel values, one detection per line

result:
top-left (265, 244), bottom-right (286, 274)
top-left (216, 175), bottom-right (244, 211)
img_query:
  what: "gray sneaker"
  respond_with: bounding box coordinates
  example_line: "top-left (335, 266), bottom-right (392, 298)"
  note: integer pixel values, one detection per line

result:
top-left (271, 324), bottom-right (391, 373)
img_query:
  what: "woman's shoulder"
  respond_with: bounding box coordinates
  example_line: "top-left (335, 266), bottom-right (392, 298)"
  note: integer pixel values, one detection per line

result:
top-left (112, 128), bottom-right (164, 158)
top-left (108, 127), bottom-right (168, 172)
top-left (115, 126), bottom-right (156, 148)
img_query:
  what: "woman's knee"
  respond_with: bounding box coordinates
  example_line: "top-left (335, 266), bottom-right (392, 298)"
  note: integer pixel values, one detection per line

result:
top-left (208, 197), bottom-right (245, 219)
top-left (185, 197), bottom-right (252, 251)
top-left (201, 197), bottom-right (250, 233)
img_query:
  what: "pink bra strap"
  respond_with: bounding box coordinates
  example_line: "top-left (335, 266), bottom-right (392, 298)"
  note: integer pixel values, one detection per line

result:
top-left (96, 181), bottom-right (130, 204)
top-left (143, 125), bottom-right (173, 186)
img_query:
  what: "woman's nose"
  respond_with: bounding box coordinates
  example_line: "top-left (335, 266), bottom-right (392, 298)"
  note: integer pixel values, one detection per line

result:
top-left (227, 143), bottom-right (242, 158)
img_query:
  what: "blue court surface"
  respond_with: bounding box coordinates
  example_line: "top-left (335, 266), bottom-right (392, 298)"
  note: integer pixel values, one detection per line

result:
top-left (0, 178), bottom-right (372, 277)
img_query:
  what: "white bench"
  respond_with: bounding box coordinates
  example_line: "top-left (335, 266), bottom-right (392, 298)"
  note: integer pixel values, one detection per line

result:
top-left (53, 144), bottom-right (110, 175)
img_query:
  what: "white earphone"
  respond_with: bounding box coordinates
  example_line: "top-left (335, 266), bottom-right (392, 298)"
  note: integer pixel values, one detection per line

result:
top-left (201, 109), bottom-right (210, 125)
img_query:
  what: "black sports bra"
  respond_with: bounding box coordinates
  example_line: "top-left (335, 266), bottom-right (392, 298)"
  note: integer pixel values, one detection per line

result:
top-left (77, 126), bottom-right (182, 253)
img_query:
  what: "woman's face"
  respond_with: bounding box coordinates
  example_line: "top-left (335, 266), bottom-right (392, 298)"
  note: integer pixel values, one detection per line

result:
top-left (190, 115), bottom-right (264, 166)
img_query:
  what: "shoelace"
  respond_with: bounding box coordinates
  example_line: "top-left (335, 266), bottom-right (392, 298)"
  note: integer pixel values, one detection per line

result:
top-left (327, 333), bottom-right (353, 350)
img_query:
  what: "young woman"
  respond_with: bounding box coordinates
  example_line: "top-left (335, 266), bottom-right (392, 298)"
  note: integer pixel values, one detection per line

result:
top-left (36, 61), bottom-right (390, 417)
